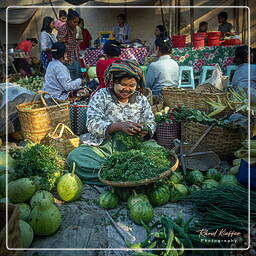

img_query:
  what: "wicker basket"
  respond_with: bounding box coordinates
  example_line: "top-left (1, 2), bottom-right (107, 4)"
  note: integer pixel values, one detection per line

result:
top-left (16, 91), bottom-right (70, 144)
top-left (182, 121), bottom-right (245, 160)
top-left (0, 203), bottom-right (23, 255)
top-left (98, 152), bottom-right (179, 187)
top-left (47, 123), bottom-right (80, 156)
top-left (162, 87), bottom-right (227, 111)
top-left (156, 122), bottom-right (181, 150)
top-left (151, 102), bottom-right (164, 115)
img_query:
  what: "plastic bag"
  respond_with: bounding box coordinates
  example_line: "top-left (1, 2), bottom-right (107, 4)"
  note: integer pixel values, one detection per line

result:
top-left (203, 64), bottom-right (229, 91)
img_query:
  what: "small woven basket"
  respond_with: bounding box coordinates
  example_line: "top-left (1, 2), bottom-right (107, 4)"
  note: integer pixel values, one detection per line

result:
top-left (98, 152), bottom-right (179, 187)
top-left (16, 91), bottom-right (70, 144)
top-left (156, 122), bottom-right (181, 150)
top-left (162, 87), bottom-right (227, 111)
top-left (182, 121), bottom-right (245, 160)
top-left (0, 203), bottom-right (23, 255)
top-left (48, 123), bottom-right (80, 156)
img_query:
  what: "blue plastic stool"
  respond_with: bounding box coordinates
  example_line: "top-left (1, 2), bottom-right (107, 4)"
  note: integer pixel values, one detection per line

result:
top-left (178, 66), bottom-right (195, 90)
top-left (226, 65), bottom-right (238, 86)
top-left (199, 65), bottom-right (215, 84)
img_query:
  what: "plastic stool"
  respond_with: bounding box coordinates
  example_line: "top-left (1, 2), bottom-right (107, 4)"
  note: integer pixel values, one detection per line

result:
top-left (178, 66), bottom-right (195, 89)
top-left (226, 65), bottom-right (238, 86)
top-left (199, 65), bottom-right (215, 84)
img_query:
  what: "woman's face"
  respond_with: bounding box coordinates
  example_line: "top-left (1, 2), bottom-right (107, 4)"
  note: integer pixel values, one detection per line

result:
top-left (67, 16), bottom-right (79, 28)
top-left (113, 77), bottom-right (137, 101)
top-left (154, 27), bottom-right (161, 37)
top-left (49, 21), bottom-right (55, 30)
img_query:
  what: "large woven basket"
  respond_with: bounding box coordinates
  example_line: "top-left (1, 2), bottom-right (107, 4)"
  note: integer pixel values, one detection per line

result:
top-left (0, 203), bottom-right (23, 255)
top-left (98, 152), bottom-right (179, 187)
top-left (182, 121), bottom-right (245, 160)
top-left (16, 91), bottom-right (70, 144)
top-left (47, 123), bottom-right (80, 156)
top-left (162, 87), bottom-right (227, 111)
top-left (156, 122), bottom-right (181, 150)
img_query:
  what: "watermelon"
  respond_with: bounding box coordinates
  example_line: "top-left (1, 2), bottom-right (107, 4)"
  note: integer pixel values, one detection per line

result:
top-left (57, 162), bottom-right (83, 202)
top-left (129, 201), bottom-right (153, 225)
top-left (170, 184), bottom-right (188, 202)
top-left (202, 179), bottom-right (219, 189)
top-left (188, 184), bottom-right (201, 194)
top-left (17, 203), bottom-right (31, 221)
top-left (186, 170), bottom-right (204, 185)
top-left (148, 184), bottom-right (170, 206)
top-left (99, 190), bottom-right (118, 210)
top-left (127, 192), bottom-right (150, 209)
top-left (19, 220), bottom-right (34, 248)
top-left (30, 191), bottom-right (54, 208)
top-left (169, 172), bottom-right (184, 184)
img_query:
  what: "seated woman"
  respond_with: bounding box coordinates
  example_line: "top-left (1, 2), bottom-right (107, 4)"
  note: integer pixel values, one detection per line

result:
top-left (232, 45), bottom-right (256, 93)
top-left (96, 39), bottom-right (121, 90)
top-left (43, 42), bottom-right (85, 100)
top-left (146, 37), bottom-right (179, 96)
top-left (67, 60), bottom-right (156, 184)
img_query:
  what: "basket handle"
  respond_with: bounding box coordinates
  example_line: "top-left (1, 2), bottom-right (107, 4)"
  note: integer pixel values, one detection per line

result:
top-left (31, 90), bottom-right (60, 108)
top-left (50, 123), bottom-right (75, 139)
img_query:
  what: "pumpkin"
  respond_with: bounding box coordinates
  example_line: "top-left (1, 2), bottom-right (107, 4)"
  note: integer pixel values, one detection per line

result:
top-left (115, 187), bottom-right (132, 202)
top-left (30, 190), bottom-right (54, 208)
top-left (169, 184), bottom-right (188, 202)
top-left (148, 184), bottom-right (170, 206)
top-left (186, 170), bottom-right (204, 185)
top-left (129, 200), bottom-right (154, 225)
top-left (127, 192), bottom-right (150, 209)
top-left (8, 178), bottom-right (36, 203)
top-left (29, 198), bottom-right (61, 236)
top-left (17, 203), bottom-right (31, 221)
top-left (99, 190), bottom-right (118, 210)
top-left (57, 162), bottom-right (83, 202)
top-left (19, 220), bottom-right (34, 248)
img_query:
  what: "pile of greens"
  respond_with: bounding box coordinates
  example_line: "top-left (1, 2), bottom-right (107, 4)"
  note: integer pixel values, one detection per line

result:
top-left (17, 75), bottom-right (44, 92)
top-left (9, 142), bottom-right (65, 191)
top-left (116, 132), bottom-right (144, 150)
top-left (101, 146), bottom-right (170, 182)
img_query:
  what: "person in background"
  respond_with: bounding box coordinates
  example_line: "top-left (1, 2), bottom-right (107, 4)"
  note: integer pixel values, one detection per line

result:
top-left (16, 38), bottom-right (38, 76)
top-left (232, 45), bottom-right (256, 92)
top-left (154, 25), bottom-right (167, 39)
top-left (57, 9), bottom-right (82, 80)
top-left (146, 37), bottom-right (179, 96)
top-left (43, 42), bottom-right (85, 100)
top-left (218, 11), bottom-right (235, 37)
top-left (40, 16), bottom-right (56, 70)
top-left (54, 10), bottom-right (67, 31)
top-left (96, 40), bottom-right (121, 90)
top-left (67, 60), bottom-right (155, 184)
top-left (113, 14), bottom-right (131, 43)
top-left (198, 21), bottom-right (208, 33)
top-left (78, 18), bottom-right (92, 50)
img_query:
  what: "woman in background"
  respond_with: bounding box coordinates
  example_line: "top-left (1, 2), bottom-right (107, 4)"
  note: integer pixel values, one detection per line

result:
top-left (113, 14), bottom-right (131, 43)
top-left (78, 18), bottom-right (92, 50)
top-left (197, 21), bottom-right (208, 33)
top-left (40, 16), bottom-right (56, 70)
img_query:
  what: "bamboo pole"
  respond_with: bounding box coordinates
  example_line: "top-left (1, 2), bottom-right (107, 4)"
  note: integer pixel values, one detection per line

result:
top-left (190, 0), bottom-right (194, 45)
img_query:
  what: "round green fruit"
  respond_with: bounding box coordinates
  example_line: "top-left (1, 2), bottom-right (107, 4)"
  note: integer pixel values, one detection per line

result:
top-left (17, 203), bottom-right (31, 221)
top-left (99, 190), bottom-right (118, 210)
top-left (148, 184), bottom-right (170, 206)
top-left (186, 170), bottom-right (204, 185)
top-left (170, 184), bottom-right (188, 202)
top-left (129, 201), bottom-right (154, 225)
top-left (19, 220), bottom-right (34, 248)
top-left (30, 190), bottom-right (54, 208)
top-left (127, 192), bottom-right (149, 209)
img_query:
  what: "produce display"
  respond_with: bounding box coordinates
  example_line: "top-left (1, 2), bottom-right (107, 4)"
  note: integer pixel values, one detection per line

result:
top-left (16, 76), bottom-right (44, 92)
top-left (9, 143), bottom-right (65, 191)
top-left (17, 203), bottom-right (31, 221)
top-left (30, 190), bottom-right (54, 208)
top-left (99, 190), bottom-right (119, 210)
top-left (19, 220), bottom-right (34, 248)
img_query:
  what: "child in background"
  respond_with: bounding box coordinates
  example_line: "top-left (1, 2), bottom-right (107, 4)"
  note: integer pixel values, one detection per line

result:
top-left (197, 21), bottom-right (208, 33)
top-left (54, 10), bottom-right (67, 31)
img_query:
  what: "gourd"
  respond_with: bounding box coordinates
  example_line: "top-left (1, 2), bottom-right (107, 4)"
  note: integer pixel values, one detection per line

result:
top-left (17, 203), bottom-right (31, 221)
top-left (129, 201), bottom-right (154, 225)
top-left (19, 220), bottom-right (34, 248)
top-left (202, 179), bottom-right (219, 189)
top-left (30, 190), bottom-right (54, 208)
top-left (29, 198), bottom-right (61, 236)
top-left (127, 192), bottom-right (150, 209)
top-left (57, 162), bottom-right (83, 202)
top-left (186, 170), bottom-right (204, 185)
top-left (169, 184), bottom-right (188, 202)
top-left (99, 190), bottom-right (118, 210)
top-left (147, 184), bottom-right (170, 206)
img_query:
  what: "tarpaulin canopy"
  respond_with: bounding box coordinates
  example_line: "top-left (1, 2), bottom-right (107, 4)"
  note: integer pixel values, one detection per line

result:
top-left (0, 8), bottom-right (36, 24)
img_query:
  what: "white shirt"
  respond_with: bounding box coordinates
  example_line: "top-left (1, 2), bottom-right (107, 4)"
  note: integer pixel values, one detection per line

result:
top-left (40, 31), bottom-right (56, 52)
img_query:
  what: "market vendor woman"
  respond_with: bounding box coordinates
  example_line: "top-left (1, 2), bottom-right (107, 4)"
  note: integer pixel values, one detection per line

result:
top-left (68, 60), bottom-right (156, 184)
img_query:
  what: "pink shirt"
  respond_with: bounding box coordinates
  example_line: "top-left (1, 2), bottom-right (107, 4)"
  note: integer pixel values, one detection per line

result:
top-left (54, 20), bottom-right (66, 31)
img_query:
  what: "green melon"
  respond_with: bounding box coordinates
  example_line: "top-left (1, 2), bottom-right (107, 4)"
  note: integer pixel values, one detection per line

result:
top-left (57, 163), bottom-right (83, 202)
top-left (127, 192), bottom-right (150, 209)
top-left (30, 190), bottom-right (54, 208)
top-left (202, 179), bottom-right (219, 189)
top-left (19, 220), bottom-right (34, 248)
top-left (148, 184), bottom-right (170, 206)
top-left (8, 178), bottom-right (36, 203)
top-left (186, 170), bottom-right (204, 185)
top-left (115, 187), bottom-right (132, 202)
top-left (129, 201), bottom-right (154, 225)
top-left (17, 203), bottom-right (31, 221)
top-left (188, 184), bottom-right (201, 194)
top-left (170, 184), bottom-right (188, 202)
top-left (169, 172), bottom-right (184, 184)
top-left (206, 169), bottom-right (221, 181)
top-left (219, 175), bottom-right (238, 186)
top-left (99, 190), bottom-right (118, 210)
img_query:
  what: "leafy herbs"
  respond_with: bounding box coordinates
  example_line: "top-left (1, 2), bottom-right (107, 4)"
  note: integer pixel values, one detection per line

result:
top-left (116, 133), bottom-right (143, 150)
top-left (101, 146), bottom-right (170, 182)
top-left (9, 142), bottom-right (65, 191)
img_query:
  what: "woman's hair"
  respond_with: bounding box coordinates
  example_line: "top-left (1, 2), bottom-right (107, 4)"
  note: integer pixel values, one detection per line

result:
top-left (199, 21), bottom-right (208, 28)
top-left (234, 45), bottom-right (251, 65)
top-left (67, 9), bottom-right (79, 20)
top-left (59, 10), bottom-right (67, 18)
top-left (78, 17), bottom-right (84, 25)
top-left (218, 11), bottom-right (228, 20)
top-left (156, 25), bottom-right (167, 37)
top-left (155, 37), bottom-right (172, 54)
top-left (112, 71), bottom-right (139, 84)
top-left (41, 16), bottom-right (54, 33)
top-left (26, 38), bottom-right (38, 44)
top-left (117, 13), bottom-right (126, 21)
top-left (51, 42), bottom-right (66, 59)
top-left (103, 40), bottom-right (121, 57)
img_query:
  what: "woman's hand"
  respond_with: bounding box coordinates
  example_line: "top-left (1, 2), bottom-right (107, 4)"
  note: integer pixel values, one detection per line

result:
top-left (119, 121), bottom-right (142, 136)
top-left (139, 130), bottom-right (148, 137)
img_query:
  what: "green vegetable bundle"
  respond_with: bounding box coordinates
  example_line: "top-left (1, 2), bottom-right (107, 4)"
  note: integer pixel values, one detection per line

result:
top-left (101, 147), bottom-right (170, 182)
top-left (10, 142), bottom-right (65, 191)
top-left (17, 75), bottom-right (44, 92)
